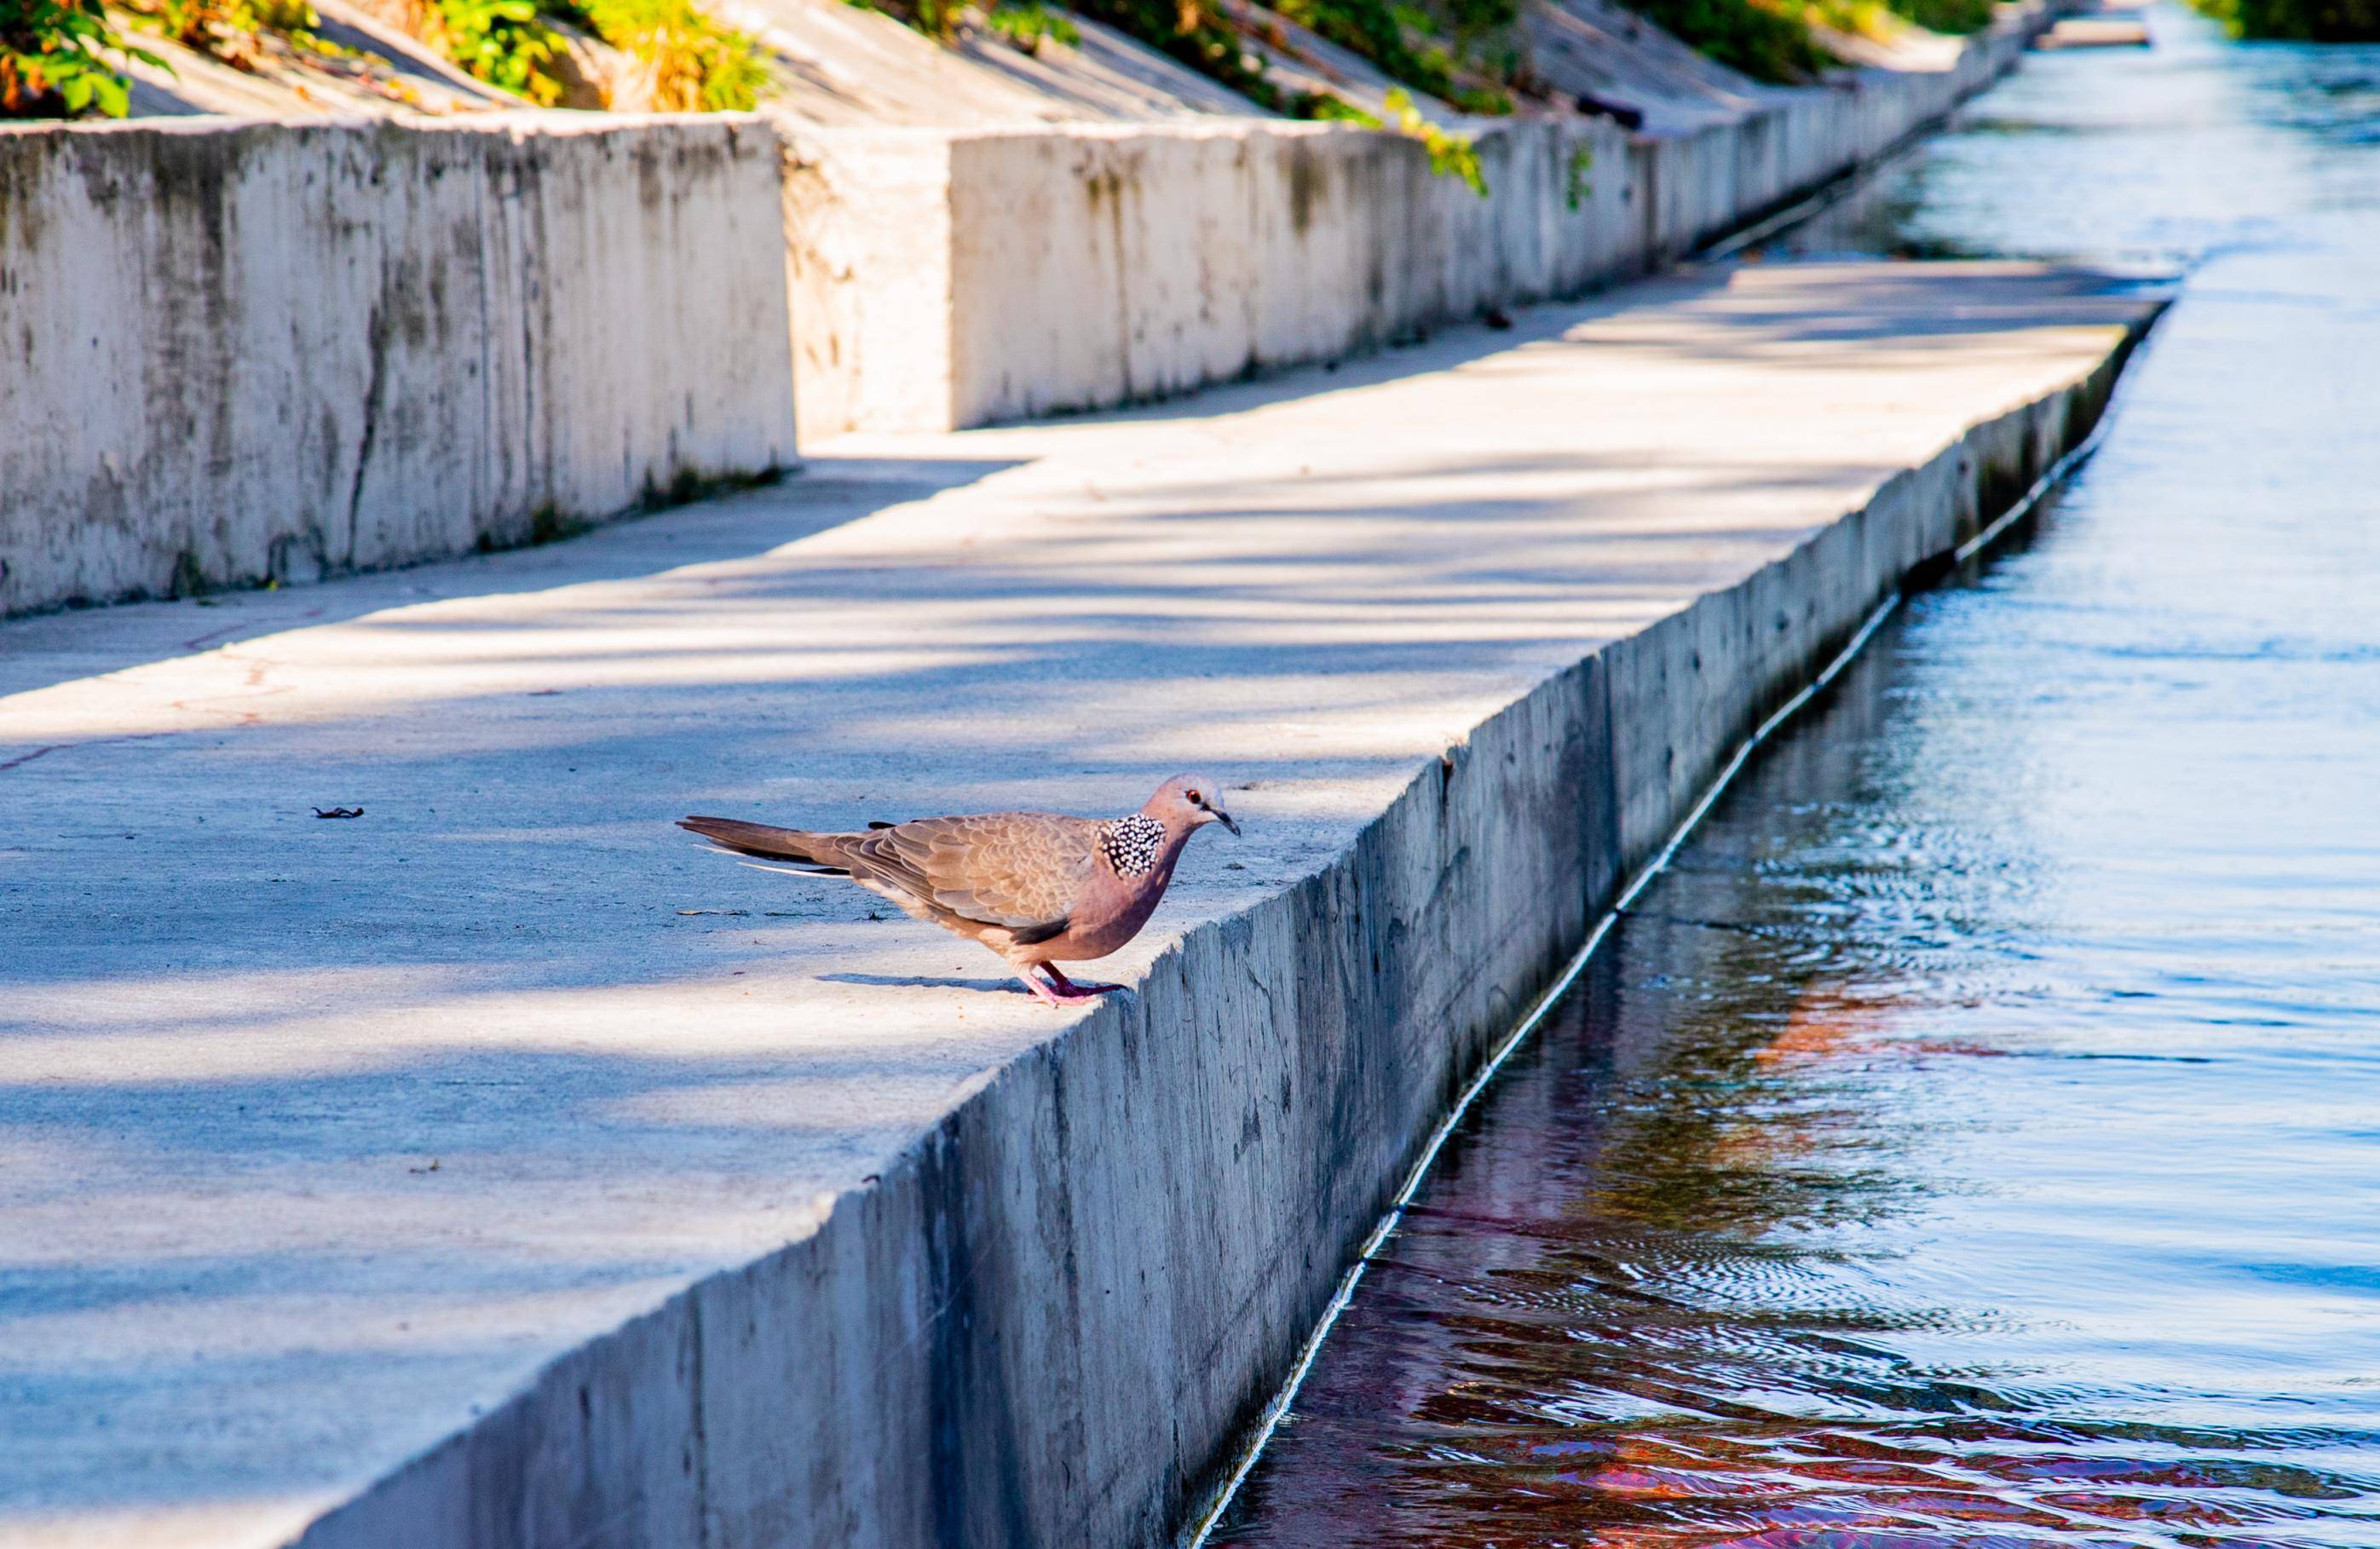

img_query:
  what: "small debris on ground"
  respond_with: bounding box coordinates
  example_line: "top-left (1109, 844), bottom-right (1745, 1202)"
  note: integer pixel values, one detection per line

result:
top-left (1484, 308), bottom-right (1515, 330)
top-left (677, 908), bottom-right (748, 916)
top-left (313, 807), bottom-right (365, 820)
top-left (408, 1158), bottom-right (440, 1174)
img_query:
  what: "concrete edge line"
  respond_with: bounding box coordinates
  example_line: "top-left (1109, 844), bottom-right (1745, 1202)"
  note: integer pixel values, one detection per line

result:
top-left (1176, 599), bottom-right (1907, 1549)
top-left (1175, 300), bottom-right (2165, 1548)
top-left (287, 311), bottom-right (2164, 1549)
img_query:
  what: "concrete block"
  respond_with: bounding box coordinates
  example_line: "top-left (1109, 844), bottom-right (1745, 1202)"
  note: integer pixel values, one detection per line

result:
top-left (0, 115), bottom-right (798, 618)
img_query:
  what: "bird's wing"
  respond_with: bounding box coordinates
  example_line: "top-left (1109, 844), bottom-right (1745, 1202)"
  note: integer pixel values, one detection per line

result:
top-left (850, 812), bottom-right (1098, 934)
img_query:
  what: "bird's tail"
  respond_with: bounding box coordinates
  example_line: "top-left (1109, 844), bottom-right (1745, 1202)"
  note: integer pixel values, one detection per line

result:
top-left (678, 816), bottom-right (855, 875)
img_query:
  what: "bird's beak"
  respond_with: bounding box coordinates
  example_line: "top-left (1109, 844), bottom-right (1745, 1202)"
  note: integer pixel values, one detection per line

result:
top-left (1213, 808), bottom-right (1242, 837)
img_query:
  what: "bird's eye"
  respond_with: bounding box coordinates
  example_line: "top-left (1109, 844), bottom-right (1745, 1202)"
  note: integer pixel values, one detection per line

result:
top-left (1186, 789), bottom-right (1202, 805)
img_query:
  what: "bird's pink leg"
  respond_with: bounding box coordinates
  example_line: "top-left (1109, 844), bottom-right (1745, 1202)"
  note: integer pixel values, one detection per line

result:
top-left (1014, 967), bottom-right (1074, 1006)
top-left (1042, 964), bottom-right (1126, 997)
top-left (1017, 966), bottom-right (1119, 1006)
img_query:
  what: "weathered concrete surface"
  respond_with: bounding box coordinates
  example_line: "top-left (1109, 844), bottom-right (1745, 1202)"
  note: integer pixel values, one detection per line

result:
top-left (0, 262), bottom-right (2160, 1547)
top-left (0, 116), bottom-right (796, 619)
top-left (783, 4), bottom-right (2047, 437)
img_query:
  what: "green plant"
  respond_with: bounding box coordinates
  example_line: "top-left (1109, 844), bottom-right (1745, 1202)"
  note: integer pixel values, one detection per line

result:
top-left (126, 0), bottom-right (215, 49)
top-left (863, 0), bottom-right (1535, 119)
top-left (985, 0), bottom-right (1080, 49)
top-left (1299, 90), bottom-right (1380, 123)
top-left (1277, 0), bottom-right (1455, 99)
top-left (2191, 0), bottom-right (2380, 37)
top-left (1067, 0), bottom-right (1281, 106)
top-left (123, 0), bottom-right (326, 66)
top-left (1386, 85), bottom-right (1484, 195)
top-left (1565, 142), bottom-right (1592, 210)
top-left (1880, 0), bottom-right (1991, 31)
top-left (427, 0), bottom-right (567, 102)
top-left (1295, 87), bottom-right (1487, 193)
top-left (1271, 0), bottom-right (1528, 112)
top-left (1, 0), bottom-right (159, 115)
top-left (1432, 0), bottom-right (1518, 47)
top-left (573, 0), bottom-right (769, 108)
top-left (1613, 0), bottom-right (1830, 82)
top-left (855, 0), bottom-right (962, 38)
top-left (250, 0), bottom-right (318, 28)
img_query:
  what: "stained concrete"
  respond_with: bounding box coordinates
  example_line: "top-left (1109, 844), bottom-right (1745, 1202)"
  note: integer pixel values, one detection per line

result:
top-left (0, 262), bottom-right (2161, 1547)
top-left (0, 116), bottom-right (796, 619)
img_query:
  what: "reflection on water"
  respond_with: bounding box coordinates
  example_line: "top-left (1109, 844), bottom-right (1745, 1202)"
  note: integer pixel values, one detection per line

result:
top-left (1213, 7), bottom-right (2380, 1545)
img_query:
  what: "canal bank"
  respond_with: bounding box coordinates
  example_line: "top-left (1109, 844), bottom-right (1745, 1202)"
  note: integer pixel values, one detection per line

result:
top-left (0, 262), bottom-right (2160, 1547)
top-left (1209, 9), bottom-right (2380, 1544)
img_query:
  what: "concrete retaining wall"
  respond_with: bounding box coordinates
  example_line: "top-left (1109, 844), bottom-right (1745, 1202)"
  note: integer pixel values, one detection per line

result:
top-left (297, 320), bottom-right (2136, 1549)
top-left (782, 9), bottom-right (2040, 437)
top-left (0, 115), bottom-right (797, 618)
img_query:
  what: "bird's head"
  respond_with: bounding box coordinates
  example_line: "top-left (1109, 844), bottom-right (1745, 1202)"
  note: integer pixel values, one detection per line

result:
top-left (1144, 774), bottom-right (1241, 838)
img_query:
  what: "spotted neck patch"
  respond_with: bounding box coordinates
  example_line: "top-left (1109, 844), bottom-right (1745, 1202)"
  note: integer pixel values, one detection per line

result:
top-left (1099, 815), bottom-right (1167, 878)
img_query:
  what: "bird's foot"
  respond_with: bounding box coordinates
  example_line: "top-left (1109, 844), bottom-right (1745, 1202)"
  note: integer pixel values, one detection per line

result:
top-left (1042, 965), bottom-right (1128, 999)
top-left (1016, 968), bottom-right (1093, 1007)
top-left (1015, 965), bottom-right (1128, 1006)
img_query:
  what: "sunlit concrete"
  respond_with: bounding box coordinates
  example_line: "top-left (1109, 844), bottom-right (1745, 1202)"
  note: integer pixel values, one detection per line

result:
top-left (0, 262), bottom-right (2162, 1547)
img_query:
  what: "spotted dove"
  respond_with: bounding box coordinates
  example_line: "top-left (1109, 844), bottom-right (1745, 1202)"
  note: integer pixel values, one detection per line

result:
top-left (678, 774), bottom-right (1240, 1006)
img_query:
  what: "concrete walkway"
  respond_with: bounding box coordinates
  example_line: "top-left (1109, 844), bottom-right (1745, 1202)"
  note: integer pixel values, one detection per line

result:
top-left (0, 262), bottom-right (2159, 1547)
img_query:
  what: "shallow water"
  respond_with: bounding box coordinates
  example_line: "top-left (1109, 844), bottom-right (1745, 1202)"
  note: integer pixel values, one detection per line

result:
top-left (1211, 9), bottom-right (2380, 1545)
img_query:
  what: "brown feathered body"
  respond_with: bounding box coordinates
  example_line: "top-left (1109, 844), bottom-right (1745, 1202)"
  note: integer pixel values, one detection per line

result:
top-left (680, 811), bottom-right (1175, 965)
top-left (679, 777), bottom-right (1237, 1002)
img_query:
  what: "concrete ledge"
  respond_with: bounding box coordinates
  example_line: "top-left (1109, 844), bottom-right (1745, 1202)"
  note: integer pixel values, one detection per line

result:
top-left (318, 290), bottom-right (2146, 1549)
top-left (783, 5), bottom-right (2045, 437)
top-left (0, 115), bottom-right (797, 619)
top-left (0, 264), bottom-right (2158, 1548)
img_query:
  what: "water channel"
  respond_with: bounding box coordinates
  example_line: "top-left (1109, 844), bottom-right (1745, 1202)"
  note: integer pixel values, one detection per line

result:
top-left (1210, 7), bottom-right (2380, 1544)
